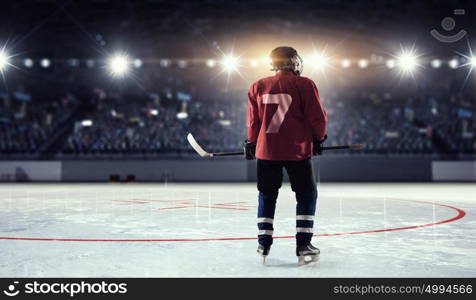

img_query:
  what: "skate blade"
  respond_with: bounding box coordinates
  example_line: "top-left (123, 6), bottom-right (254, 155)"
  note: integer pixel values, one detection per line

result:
top-left (258, 254), bottom-right (268, 265)
top-left (257, 250), bottom-right (268, 265)
top-left (297, 254), bottom-right (319, 266)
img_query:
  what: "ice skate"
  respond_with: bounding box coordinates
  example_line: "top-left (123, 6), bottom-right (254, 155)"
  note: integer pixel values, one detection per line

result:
top-left (296, 244), bottom-right (320, 266)
top-left (257, 244), bottom-right (271, 264)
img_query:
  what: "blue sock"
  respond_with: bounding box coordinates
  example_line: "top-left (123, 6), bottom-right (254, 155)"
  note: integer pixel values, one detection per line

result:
top-left (295, 189), bottom-right (317, 246)
top-left (257, 191), bottom-right (278, 247)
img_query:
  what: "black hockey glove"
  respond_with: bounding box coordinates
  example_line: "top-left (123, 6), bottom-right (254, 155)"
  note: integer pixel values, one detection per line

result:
top-left (313, 134), bottom-right (327, 156)
top-left (244, 140), bottom-right (256, 160)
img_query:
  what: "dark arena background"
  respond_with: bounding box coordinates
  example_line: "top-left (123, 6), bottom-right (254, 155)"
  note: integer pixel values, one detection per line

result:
top-left (0, 0), bottom-right (475, 287)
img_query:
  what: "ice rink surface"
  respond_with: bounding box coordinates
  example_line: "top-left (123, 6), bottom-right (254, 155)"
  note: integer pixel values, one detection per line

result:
top-left (0, 182), bottom-right (474, 277)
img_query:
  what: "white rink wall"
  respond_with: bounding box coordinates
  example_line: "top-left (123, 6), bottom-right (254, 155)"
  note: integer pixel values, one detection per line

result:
top-left (0, 159), bottom-right (474, 182)
top-left (432, 161), bottom-right (476, 181)
top-left (0, 161), bottom-right (62, 182)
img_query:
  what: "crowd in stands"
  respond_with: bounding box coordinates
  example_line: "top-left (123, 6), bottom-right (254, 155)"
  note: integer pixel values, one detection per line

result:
top-left (1, 76), bottom-right (474, 158)
top-left (0, 89), bottom-right (77, 155)
top-left (61, 94), bottom-right (246, 155)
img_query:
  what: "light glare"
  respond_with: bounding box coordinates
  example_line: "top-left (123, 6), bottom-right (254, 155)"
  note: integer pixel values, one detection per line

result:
top-left (160, 59), bottom-right (170, 67)
top-left (358, 59), bottom-right (368, 68)
top-left (310, 53), bottom-right (329, 69)
top-left (262, 56), bottom-right (271, 65)
top-left (0, 51), bottom-right (9, 71)
top-left (206, 59), bottom-right (216, 68)
top-left (431, 59), bottom-right (442, 68)
top-left (133, 59), bottom-right (143, 68)
top-left (471, 56), bottom-right (476, 67)
top-left (448, 58), bottom-right (459, 69)
top-left (86, 59), bottom-right (95, 68)
top-left (108, 54), bottom-right (130, 77)
top-left (398, 53), bottom-right (417, 72)
top-left (40, 58), bottom-right (51, 68)
top-left (24, 58), bottom-right (34, 68)
top-left (221, 55), bottom-right (239, 73)
top-left (340, 59), bottom-right (351, 68)
top-left (386, 59), bottom-right (396, 69)
top-left (178, 60), bottom-right (187, 68)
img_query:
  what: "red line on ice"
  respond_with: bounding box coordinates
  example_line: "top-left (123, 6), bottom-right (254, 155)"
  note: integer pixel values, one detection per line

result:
top-left (195, 205), bottom-right (249, 211)
top-left (155, 206), bottom-right (195, 211)
top-left (214, 201), bottom-right (249, 206)
top-left (132, 199), bottom-right (195, 204)
top-left (0, 199), bottom-right (466, 242)
top-left (111, 200), bottom-right (149, 205)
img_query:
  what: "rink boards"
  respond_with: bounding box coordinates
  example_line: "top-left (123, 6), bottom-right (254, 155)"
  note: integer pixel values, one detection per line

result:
top-left (0, 158), bottom-right (475, 182)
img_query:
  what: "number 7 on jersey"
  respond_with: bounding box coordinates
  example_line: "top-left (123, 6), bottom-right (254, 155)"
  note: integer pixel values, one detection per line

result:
top-left (262, 93), bottom-right (293, 133)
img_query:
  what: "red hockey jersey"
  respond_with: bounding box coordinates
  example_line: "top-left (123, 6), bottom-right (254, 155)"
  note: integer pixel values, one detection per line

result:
top-left (247, 71), bottom-right (327, 160)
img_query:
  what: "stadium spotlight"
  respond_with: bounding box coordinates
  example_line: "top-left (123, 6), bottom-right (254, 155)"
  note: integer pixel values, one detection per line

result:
top-left (456, 46), bottom-right (476, 76)
top-left (250, 59), bottom-right (258, 68)
top-left (471, 56), bottom-right (476, 67)
top-left (456, 45), bottom-right (476, 85)
top-left (309, 52), bottom-right (330, 70)
top-left (431, 59), bottom-right (442, 68)
top-left (69, 59), bottom-right (80, 67)
top-left (221, 54), bottom-right (239, 73)
top-left (469, 56), bottom-right (476, 68)
top-left (160, 59), bottom-right (170, 67)
top-left (448, 58), bottom-right (459, 69)
top-left (206, 59), bottom-right (216, 68)
top-left (107, 54), bottom-right (130, 77)
top-left (385, 59), bottom-right (396, 69)
top-left (150, 109), bottom-right (159, 116)
top-left (40, 58), bottom-right (51, 68)
top-left (0, 51), bottom-right (10, 71)
top-left (24, 58), bottom-right (34, 68)
top-left (358, 59), bottom-right (368, 68)
top-left (86, 59), bottom-right (95, 68)
top-left (261, 56), bottom-right (271, 65)
top-left (177, 60), bottom-right (187, 68)
top-left (396, 50), bottom-right (420, 75)
top-left (133, 59), bottom-right (143, 68)
top-left (340, 59), bottom-right (351, 68)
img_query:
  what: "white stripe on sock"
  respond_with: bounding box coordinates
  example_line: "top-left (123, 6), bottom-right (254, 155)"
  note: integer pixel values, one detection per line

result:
top-left (296, 227), bottom-right (313, 233)
top-left (257, 217), bottom-right (274, 224)
top-left (258, 230), bottom-right (274, 235)
top-left (296, 215), bottom-right (314, 221)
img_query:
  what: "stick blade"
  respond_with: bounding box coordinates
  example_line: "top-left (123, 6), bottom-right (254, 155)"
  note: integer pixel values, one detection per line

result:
top-left (349, 144), bottom-right (365, 149)
top-left (187, 133), bottom-right (212, 157)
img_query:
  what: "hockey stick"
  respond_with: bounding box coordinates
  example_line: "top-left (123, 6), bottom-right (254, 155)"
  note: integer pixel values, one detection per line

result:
top-left (187, 133), bottom-right (364, 158)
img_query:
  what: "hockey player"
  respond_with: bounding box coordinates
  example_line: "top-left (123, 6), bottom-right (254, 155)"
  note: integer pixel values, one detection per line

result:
top-left (244, 46), bottom-right (328, 265)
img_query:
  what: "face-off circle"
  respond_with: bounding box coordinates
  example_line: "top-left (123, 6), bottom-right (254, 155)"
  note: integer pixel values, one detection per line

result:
top-left (0, 197), bottom-right (465, 243)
